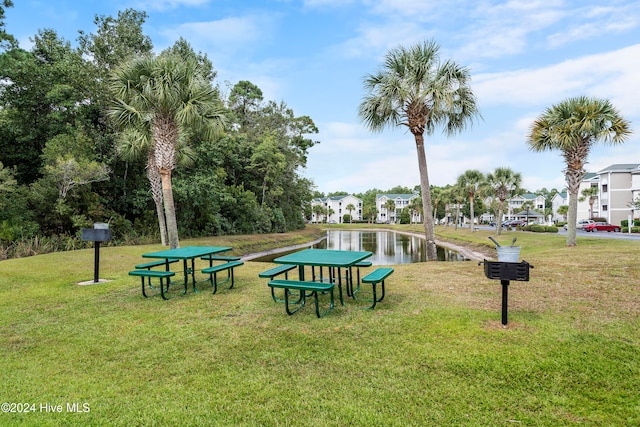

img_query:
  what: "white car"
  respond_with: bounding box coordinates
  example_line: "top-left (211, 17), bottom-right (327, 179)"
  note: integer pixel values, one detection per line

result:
top-left (563, 219), bottom-right (595, 230)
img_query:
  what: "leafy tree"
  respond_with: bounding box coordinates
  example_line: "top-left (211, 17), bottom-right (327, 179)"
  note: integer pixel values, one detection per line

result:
top-left (457, 170), bottom-right (485, 231)
top-left (78, 9), bottom-right (152, 72)
top-left (487, 167), bottom-right (522, 235)
top-left (0, 0), bottom-right (16, 51)
top-left (109, 53), bottom-right (227, 248)
top-left (557, 204), bottom-right (569, 221)
top-left (228, 80), bottom-right (263, 129)
top-left (0, 29), bottom-right (94, 184)
top-left (250, 133), bottom-right (286, 208)
top-left (359, 40), bottom-right (480, 260)
top-left (527, 96), bottom-right (631, 246)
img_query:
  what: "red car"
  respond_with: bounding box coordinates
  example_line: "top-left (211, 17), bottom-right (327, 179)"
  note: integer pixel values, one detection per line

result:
top-left (583, 222), bottom-right (621, 232)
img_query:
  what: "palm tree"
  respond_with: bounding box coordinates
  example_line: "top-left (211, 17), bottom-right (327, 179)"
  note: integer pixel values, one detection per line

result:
top-left (579, 186), bottom-right (599, 219)
top-left (457, 170), bottom-right (485, 231)
top-left (109, 53), bottom-right (227, 248)
top-left (527, 96), bottom-right (631, 246)
top-left (487, 167), bottom-right (522, 236)
top-left (407, 197), bottom-right (422, 224)
top-left (384, 200), bottom-right (396, 223)
top-left (345, 203), bottom-right (355, 223)
top-left (115, 128), bottom-right (168, 246)
top-left (359, 40), bottom-right (480, 260)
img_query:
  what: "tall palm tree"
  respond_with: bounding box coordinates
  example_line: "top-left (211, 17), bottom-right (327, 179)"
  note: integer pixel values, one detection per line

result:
top-left (527, 96), bottom-right (631, 246)
top-left (109, 53), bottom-right (227, 248)
top-left (359, 40), bottom-right (480, 260)
top-left (115, 128), bottom-right (168, 246)
top-left (457, 170), bottom-right (485, 232)
top-left (487, 167), bottom-right (522, 236)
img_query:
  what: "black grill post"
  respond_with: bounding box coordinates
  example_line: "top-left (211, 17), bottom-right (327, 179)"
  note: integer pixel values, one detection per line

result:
top-left (81, 223), bottom-right (112, 283)
top-left (501, 279), bottom-right (509, 325)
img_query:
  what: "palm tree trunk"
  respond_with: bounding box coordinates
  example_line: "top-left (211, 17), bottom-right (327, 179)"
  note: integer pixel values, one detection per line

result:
top-left (497, 201), bottom-right (504, 236)
top-left (147, 154), bottom-right (168, 246)
top-left (160, 169), bottom-right (180, 249)
top-left (567, 191), bottom-right (578, 246)
top-left (414, 135), bottom-right (437, 260)
top-left (470, 195), bottom-right (476, 232)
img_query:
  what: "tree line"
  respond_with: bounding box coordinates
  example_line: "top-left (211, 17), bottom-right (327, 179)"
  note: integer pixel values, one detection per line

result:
top-left (0, 6), bottom-right (318, 256)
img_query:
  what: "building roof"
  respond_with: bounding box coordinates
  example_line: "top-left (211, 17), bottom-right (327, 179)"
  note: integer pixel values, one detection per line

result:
top-left (597, 164), bottom-right (640, 174)
top-left (376, 193), bottom-right (418, 201)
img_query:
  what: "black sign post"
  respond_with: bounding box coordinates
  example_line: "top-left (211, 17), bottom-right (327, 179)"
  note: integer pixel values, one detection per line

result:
top-left (81, 224), bottom-right (111, 283)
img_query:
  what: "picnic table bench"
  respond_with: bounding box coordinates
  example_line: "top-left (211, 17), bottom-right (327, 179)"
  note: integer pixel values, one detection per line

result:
top-left (128, 269), bottom-right (176, 300)
top-left (201, 260), bottom-right (244, 293)
top-left (268, 279), bottom-right (335, 318)
top-left (357, 267), bottom-right (393, 310)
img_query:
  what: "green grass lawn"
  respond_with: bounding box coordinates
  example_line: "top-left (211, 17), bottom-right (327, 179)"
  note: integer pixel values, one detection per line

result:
top-left (1, 225), bottom-right (638, 426)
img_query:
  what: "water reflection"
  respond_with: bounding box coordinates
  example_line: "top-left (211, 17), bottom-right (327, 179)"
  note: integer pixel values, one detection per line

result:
top-left (311, 230), bottom-right (465, 264)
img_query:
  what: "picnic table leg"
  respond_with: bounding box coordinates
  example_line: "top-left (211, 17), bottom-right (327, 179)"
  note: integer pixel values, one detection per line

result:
top-left (181, 260), bottom-right (189, 294)
top-left (140, 277), bottom-right (148, 298)
top-left (160, 276), bottom-right (169, 300)
top-left (336, 268), bottom-right (345, 305)
top-left (189, 258), bottom-right (197, 292)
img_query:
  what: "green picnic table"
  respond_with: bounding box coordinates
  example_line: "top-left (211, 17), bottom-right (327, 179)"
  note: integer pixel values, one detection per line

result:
top-left (142, 246), bottom-right (232, 294)
top-left (273, 248), bottom-right (372, 305)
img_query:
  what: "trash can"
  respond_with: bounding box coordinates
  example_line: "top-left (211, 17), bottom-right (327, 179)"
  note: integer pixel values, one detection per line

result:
top-left (496, 246), bottom-right (521, 263)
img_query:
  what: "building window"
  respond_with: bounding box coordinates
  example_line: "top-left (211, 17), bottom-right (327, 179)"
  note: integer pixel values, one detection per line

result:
top-left (602, 184), bottom-right (608, 193)
top-left (602, 205), bottom-right (608, 211)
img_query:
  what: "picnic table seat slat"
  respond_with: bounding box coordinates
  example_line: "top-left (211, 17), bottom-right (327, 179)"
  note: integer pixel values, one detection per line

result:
top-left (201, 261), bottom-right (244, 294)
top-left (268, 279), bottom-right (334, 318)
top-left (356, 267), bottom-right (394, 310)
top-left (258, 264), bottom-right (297, 279)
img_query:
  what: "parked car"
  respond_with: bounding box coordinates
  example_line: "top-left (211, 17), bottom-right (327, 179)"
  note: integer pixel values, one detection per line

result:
top-left (503, 219), bottom-right (526, 228)
top-left (563, 219), bottom-right (595, 230)
top-left (583, 222), bottom-right (621, 232)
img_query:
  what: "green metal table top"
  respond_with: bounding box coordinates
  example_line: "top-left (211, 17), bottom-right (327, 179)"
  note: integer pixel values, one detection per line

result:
top-left (274, 248), bottom-right (372, 268)
top-left (142, 246), bottom-right (232, 260)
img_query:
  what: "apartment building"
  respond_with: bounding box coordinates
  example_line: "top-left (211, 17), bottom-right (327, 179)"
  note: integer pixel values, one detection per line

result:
top-left (310, 195), bottom-right (363, 223)
top-left (376, 193), bottom-right (421, 223)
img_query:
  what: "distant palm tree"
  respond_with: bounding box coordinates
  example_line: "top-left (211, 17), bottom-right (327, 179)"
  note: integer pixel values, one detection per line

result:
top-left (457, 170), bottom-right (485, 231)
top-left (487, 167), bottom-right (522, 236)
top-left (345, 203), bottom-right (355, 223)
top-left (527, 96), bottom-right (631, 246)
top-left (359, 40), bottom-right (480, 260)
top-left (579, 187), bottom-right (599, 219)
top-left (109, 53), bottom-right (227, 248)
top-left (384, 200), bottom-right (396, 223)
top-left (407, 197), bottom-right (422, 224)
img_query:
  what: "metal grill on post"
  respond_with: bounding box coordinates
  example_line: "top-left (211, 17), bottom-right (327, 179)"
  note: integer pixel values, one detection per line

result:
top-left (81, 223), bottom-right (111, 283)
top-left (479, 260), bottom-right (533, 325)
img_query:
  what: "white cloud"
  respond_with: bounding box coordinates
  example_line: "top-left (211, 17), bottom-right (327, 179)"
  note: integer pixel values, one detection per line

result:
top-left (474, 44), bottom-right (640, 117)
top-left (160, 14), bottom-right (275, 52)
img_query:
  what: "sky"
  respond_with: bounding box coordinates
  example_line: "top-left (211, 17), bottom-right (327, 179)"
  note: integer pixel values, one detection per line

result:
top-left (5, 0), bottom-right (640, 195)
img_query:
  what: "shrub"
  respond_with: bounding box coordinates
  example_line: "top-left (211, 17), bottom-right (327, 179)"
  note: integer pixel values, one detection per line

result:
top-left (522, 224), bottom-right (558, 233)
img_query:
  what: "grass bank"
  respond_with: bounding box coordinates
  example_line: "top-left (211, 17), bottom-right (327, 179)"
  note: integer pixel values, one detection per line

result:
top-left (0, 225), bottom-right (638, 426)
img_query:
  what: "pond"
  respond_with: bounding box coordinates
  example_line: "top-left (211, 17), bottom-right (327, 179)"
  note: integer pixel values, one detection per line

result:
top-left (252, 230), bottom-right (467, 264)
